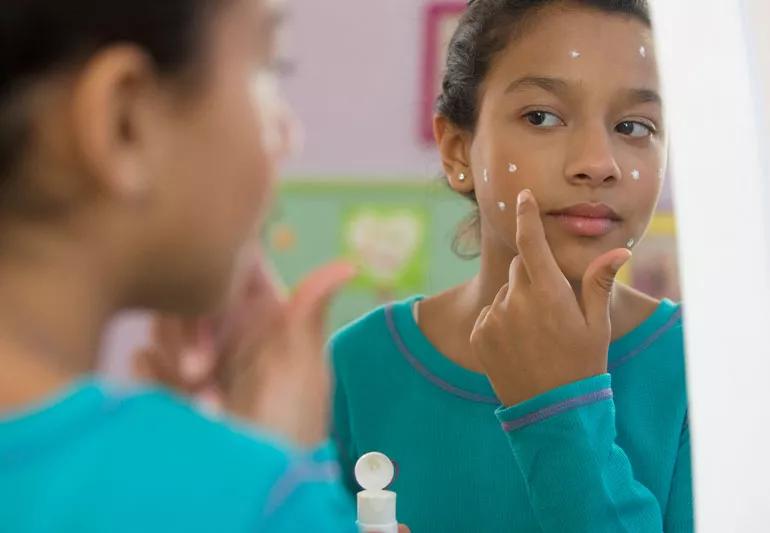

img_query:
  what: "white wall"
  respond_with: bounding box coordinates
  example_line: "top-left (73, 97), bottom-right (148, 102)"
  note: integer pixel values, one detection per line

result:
top-left (282, 0), bottom-right (440, 177)
top-left (651, 0), bottom-right (770, 530)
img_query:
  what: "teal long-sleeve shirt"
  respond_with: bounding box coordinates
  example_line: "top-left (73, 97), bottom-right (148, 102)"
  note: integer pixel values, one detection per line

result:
top-left (331, 295), bottom-right (692, 532)
top-left (0, 380), bottom-right (357, 533)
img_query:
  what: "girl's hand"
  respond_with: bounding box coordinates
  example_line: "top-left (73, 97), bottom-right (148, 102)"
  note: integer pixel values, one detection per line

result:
top-left (134, 257), bottom-right (356, 447)
top-left (218, 260), bottom-right (355, 446)
top-left (470, 190), bottom-right (631, 407)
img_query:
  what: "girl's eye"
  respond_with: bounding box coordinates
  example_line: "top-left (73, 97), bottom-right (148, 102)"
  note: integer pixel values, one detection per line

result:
top-left (525, 111), bottom-right (564, 128)
top-left (616, 120), bottom-right (654, 138)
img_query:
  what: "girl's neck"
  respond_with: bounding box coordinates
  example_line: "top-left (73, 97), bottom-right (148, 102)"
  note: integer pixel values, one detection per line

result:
top-left (0, 231), bottom-right (118, 411)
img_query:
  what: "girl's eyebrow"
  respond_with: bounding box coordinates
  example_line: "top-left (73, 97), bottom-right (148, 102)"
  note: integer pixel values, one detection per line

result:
top-left (504, 76), bottom-right (569, 96)
top-left (625, 88), bottom-right (662, 106)
top-left (504, 76), bottom-right (662, 107)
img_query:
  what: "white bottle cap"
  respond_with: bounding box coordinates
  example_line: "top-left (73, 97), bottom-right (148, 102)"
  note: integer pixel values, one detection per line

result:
top-left (355, 452), bottom-right (394, 491)
top-left (355, 452), bottom-right (397, 530)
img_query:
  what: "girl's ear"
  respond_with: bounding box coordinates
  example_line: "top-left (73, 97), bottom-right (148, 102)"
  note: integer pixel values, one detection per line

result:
top-left (434, 114), bottom-right (475, 194)
top-left (71, 45), bottom-right (157, 200)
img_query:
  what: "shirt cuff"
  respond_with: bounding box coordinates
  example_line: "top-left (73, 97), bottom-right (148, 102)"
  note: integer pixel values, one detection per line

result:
top-left (495, 374), bottom-right (613, 433)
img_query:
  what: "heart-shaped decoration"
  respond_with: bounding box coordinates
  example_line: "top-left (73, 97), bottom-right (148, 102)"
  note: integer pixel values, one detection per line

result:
top-left (347, 211), bottom-right (423, 284)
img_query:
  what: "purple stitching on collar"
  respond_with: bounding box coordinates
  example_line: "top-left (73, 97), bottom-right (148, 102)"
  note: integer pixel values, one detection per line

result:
top-left (263, 460), bottom-right (340, 518)
top-left (608, 307), bottom-right (684, 371)
top-left (384, 305), bottom-right (500, 405)
top-left (501, 388), bottom-right (613, 432)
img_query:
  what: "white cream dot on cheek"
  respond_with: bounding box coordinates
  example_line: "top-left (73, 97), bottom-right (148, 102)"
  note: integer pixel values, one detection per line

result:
top-left (484, 168), bottom-right (489, 183)
top-left (630, 169), bottom-right (641, 181)
top-left (508, 163), bottom-right (518, 173)
top-left (249, 72), bottom-right (283, 156)
top-left (497, 201), bottom-right (507, 211)
top-left (639, 46), bottom-right (647, 58)
top-left (570, 50), bottom-right (581, 59)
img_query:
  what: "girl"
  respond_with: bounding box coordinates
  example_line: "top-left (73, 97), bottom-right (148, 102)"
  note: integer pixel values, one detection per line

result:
top-left (0, 0), bottom-right (360, 530)
top-left (332, 1), bottom-right (692, 531)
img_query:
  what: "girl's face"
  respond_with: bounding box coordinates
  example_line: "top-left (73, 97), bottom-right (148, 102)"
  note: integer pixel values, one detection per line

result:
top-left (142, 0), bottom-right (295, 311)
top-left (470, 6), bottom-right (665, 282)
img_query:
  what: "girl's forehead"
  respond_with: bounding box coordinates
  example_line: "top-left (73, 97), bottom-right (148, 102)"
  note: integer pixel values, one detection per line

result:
top-left (515, 5), bottom-right (652, 46)
top-left (487, 8), bottom-right (657, 93)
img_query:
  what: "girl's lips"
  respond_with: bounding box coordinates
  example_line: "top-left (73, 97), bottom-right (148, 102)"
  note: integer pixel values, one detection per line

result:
top-left (547, 203), bottom-right (622, 237)
top-left (548, 214), bottom-right (619, 237)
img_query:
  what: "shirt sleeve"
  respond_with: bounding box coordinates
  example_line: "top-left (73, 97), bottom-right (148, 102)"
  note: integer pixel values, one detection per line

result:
top-left (255, 443), bottom-right (358, 532)
top-left (495, 373), bottom-right (691, 532)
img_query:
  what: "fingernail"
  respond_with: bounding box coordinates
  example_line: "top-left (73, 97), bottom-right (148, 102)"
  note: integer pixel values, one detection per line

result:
top-left (517, 189), bottom-right (532, 208)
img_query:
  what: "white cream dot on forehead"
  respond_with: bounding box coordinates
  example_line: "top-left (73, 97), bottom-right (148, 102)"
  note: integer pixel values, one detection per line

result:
top-left (497, 201), bottom-right (507, 211)
top-left (484, 168), bottom-right (489, 182)
top-left (630, 169), bottom-right (641, 181)
top-left (570, 50), bottom-right (581, 59)
top-left (508, 163), bottom-right (518, 173)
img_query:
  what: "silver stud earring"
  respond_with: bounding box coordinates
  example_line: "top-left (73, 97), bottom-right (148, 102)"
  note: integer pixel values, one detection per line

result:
top-left (458, 172), bottom-right (466, 182)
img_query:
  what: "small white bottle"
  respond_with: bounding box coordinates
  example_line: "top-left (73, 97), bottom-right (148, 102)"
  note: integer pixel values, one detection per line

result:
top-left (354, 451), bottom-right (398, 533)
